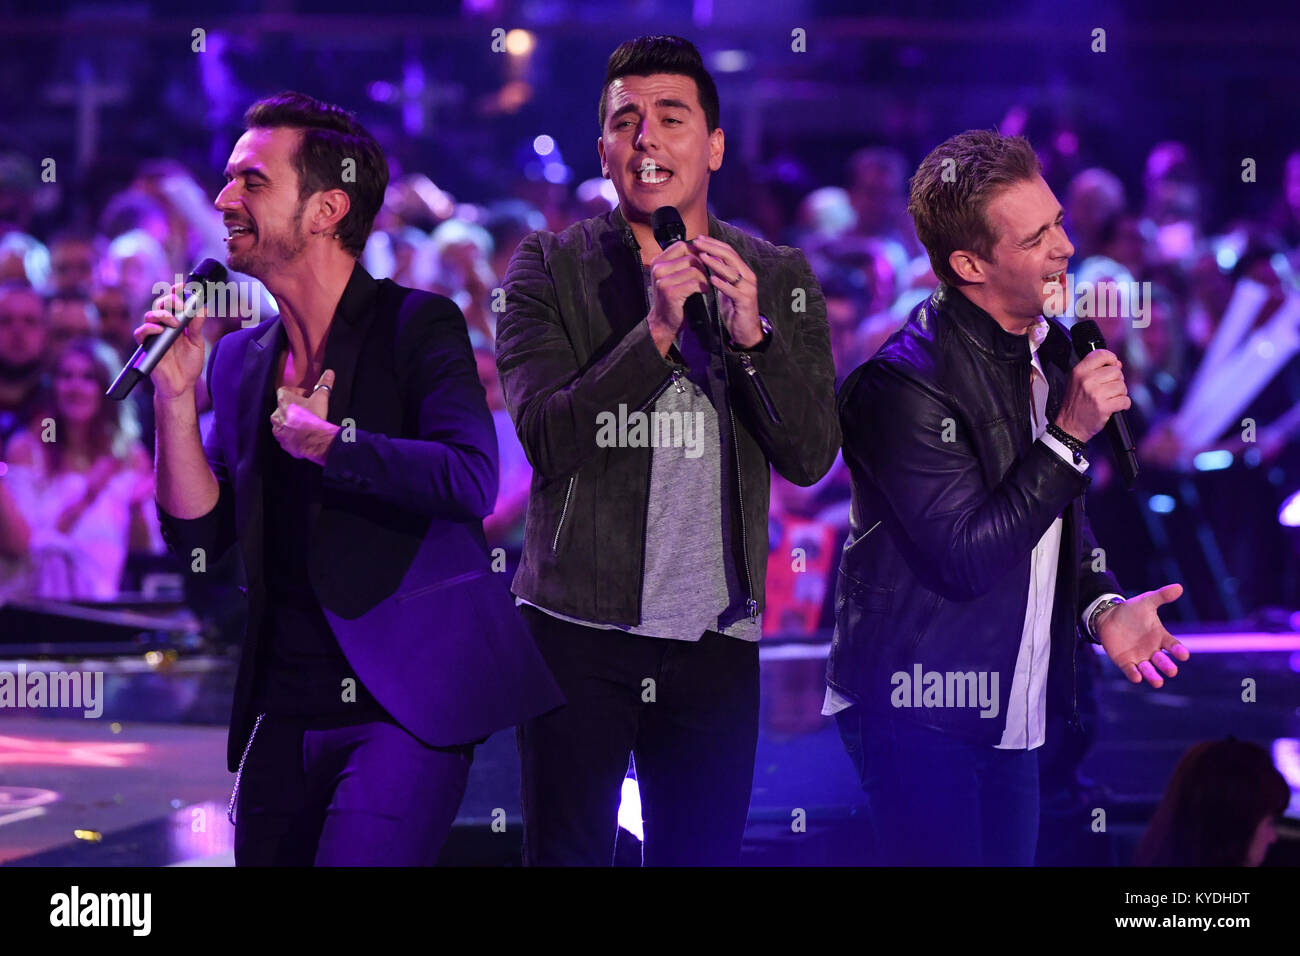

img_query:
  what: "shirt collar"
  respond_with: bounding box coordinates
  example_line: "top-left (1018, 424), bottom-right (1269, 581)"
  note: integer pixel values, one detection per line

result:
top-left (1028, 317), bottom-right (1049, 357)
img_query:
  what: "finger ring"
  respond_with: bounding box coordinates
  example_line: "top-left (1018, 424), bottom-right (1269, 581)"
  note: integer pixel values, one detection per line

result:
top-left (314, 384), bottom-right (332, 393)
top-left (731, 272), bottom-right (742, 285)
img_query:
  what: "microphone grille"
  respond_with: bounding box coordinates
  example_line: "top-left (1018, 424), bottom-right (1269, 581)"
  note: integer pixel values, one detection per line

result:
top-left (1069, 319), bottom-right (1105, 357)
top-left (191, 258), bottom-right (229, 284)
top-left (651, 206), bottom-right (686, 249)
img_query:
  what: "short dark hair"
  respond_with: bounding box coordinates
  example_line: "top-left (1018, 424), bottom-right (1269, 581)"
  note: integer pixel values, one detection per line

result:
top-left (243, 91), bottom-right (389, 258)
top-left (598, 35), bottom-right (719, 132)
top-left (907, 130), bottom-right (1042, 287)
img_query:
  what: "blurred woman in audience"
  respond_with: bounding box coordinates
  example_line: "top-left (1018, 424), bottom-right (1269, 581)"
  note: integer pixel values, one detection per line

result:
top-left (1135, 737), bottom-right (1291, 866)
top-left (0, 336), bottom-right (158, 600)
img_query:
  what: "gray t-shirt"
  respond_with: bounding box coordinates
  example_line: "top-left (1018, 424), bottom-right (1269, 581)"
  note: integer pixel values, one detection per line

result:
top-left (518, 265), bottom-right (760, 642)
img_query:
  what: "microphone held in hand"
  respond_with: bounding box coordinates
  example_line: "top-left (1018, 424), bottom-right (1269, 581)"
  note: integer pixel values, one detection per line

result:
top-left (107, 258), bottom-right (228, 401)
top-left (651, 205), bottom-right (710, 334)
top-left (1069, 319), bottom-right (1140, 488)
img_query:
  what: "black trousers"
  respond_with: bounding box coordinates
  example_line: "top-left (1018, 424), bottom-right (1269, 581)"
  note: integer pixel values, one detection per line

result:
top-left (233, 712), bottom-right (473, 866)
top-left (516, 604), bottom-right (760, 866)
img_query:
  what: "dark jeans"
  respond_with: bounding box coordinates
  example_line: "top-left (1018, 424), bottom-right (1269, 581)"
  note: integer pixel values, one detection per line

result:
top-left (233, 712), bottom-right (473, 866)
top-left (516, 604), bottom-right (760, 866)
top-left (835, 706), bottom-right (1039, 866)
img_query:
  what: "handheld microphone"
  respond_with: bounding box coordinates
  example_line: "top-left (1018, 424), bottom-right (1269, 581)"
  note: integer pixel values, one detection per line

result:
top-left (1069, 319), bottom-right (1139, 489)
top-left (107, 258), bottom-right (228, 401)
top-left (650, 206), bottom-right (710, 335)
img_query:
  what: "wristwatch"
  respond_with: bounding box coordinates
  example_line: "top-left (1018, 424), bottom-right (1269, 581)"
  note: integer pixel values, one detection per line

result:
top-left (1087, 595), bottom-right (1126, 643)
top-left (731, 314), bottom-right (771, 351)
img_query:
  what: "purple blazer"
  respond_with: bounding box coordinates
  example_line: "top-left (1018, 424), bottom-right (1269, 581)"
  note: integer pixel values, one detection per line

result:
top-left (157, 263), bottom-right (563, 771)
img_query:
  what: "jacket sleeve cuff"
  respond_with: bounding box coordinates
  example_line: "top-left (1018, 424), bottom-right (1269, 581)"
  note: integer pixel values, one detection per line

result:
top-left (321, 426), bottom-right (376, 493)
top-left (1040, 432), bottom-right (1089, 473)
top-left (155, 498), bottom-right (221, 565)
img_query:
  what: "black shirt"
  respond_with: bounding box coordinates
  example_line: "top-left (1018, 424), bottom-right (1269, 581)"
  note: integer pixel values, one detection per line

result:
top-left (250, 355), bottom-right (384, 722)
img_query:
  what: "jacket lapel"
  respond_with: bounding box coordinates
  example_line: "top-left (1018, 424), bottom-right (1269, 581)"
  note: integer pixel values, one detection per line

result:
top-left (318, 265), bottom-right (380, 429)
top-left (1040, 321), bottom-right (1074, 423)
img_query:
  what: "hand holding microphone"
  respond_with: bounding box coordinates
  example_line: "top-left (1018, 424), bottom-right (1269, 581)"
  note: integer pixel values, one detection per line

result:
top-left (110, 258), bottom-right (227, 401)
top-left (1058, 319), bottom-right (1140, 487)
top-left (1055, 348), bottom-right (1130, 443)
top-left (646, 206), bottom-right (763, 354)
top-left (646, 207), bottom-right (710, 356)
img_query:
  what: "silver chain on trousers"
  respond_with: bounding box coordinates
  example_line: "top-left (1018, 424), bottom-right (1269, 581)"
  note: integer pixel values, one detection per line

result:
top-left (226, 712), bottom-right (266, 826)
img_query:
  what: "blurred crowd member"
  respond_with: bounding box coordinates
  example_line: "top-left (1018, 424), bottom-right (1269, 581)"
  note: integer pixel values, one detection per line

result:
top-left (92, 283), bottom-right (137, 361)
top-left (375, 172), bottom-right (455, 234)
top-left (1185, 246), bottom-right (1235, 352)
top-left (570, 178), bottom-right (618, 223)
top-left (48, 228), bottom-right (100, 296)
top-left (513, 171), bottom-right (572, 234)
top-left (0, 153), bottom-right (39, 236)
top-left (1135, 737), bottom-right (1290, 866)
top-left (484, 199), bottom-right (547, 282)
top-left (100, 228), bottom-right (172, 316)
top-left (0, 336), bottom-right (157, 600)
top-left (1092, 209), bottom-right (1150, 281)
top-left (1065, 167), bottom-right (1126, 264)
top-left (1274, 149), bottom-right (1300, 255)
top-left (1142, 141), bottom-right (1204, 268)
top-left (364, 225), bottom-right (429, 288)
top-left (796, 186), bottom-right (857, 247)
top-left (820, 270), bottom-right (872, 386)
top-left (847, 146), bottom-right (920, 257)
top-left (132, 159), bottom-right (230, 270)
top-left (99, 189), bottom-right (173, 253)
top-left (0, 282), bottom-right (47, 453)
top-left (420, 218), bottom-right (497, 346)
top-left (1130, 279), bottom-right (1192, 423)
top-left (0, 231), bottom-right (51, 291)
top-left (47, 291), bottom-right (100, 356)
top-left (475, 346), bottom-right (529, 561)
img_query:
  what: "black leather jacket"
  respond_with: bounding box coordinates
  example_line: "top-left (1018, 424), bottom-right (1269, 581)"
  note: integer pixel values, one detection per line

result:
top-left (827, 284), bottom-right (1123, 745)
top-left (497, 206), bottom-right (839, 626)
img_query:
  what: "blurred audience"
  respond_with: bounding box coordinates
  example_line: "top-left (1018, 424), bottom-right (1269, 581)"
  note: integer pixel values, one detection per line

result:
top-left (1135, 737), bottom-right (1290, 866)
top-left (0, 133), bottom-right (1296, 619)
top-left (0, 336), bottom-right (159, 600)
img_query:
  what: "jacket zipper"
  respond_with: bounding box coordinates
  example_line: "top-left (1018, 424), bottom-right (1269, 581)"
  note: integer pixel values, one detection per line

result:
top-left (635, 366), bottom-right (683, 413)
top-left (737, 351), bottom-right (781, 424)
top-left (719, 303), bottom-right (758, 618)
top-left (551, 474), bottom-right (576, 553)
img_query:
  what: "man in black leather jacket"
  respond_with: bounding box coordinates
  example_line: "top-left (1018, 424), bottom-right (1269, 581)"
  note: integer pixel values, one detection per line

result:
top-left (497, 36), bottom-right (838, 865)
top-left (827, 130), bottom-right (1190, 865)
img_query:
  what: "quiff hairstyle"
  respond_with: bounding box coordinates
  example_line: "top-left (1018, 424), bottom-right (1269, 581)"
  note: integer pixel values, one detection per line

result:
top-left (907, 130), bottom-right (1042, 287)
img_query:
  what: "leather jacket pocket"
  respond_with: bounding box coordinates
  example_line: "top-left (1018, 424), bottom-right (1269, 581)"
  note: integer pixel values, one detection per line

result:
top-left (836, 570), bottom-right (893, 637)
top-left (908, 589), bottom-right (943, 651)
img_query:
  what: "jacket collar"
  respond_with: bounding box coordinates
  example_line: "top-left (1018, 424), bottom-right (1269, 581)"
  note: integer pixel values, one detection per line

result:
top-left (931, 282), bottom-right (1072, 369)
top-left (249, 260), bottom-right (378, 425)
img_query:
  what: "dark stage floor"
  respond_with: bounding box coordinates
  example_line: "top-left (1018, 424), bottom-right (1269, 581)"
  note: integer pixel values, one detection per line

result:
top-left (1, 632), bottom-right (1297, 866)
